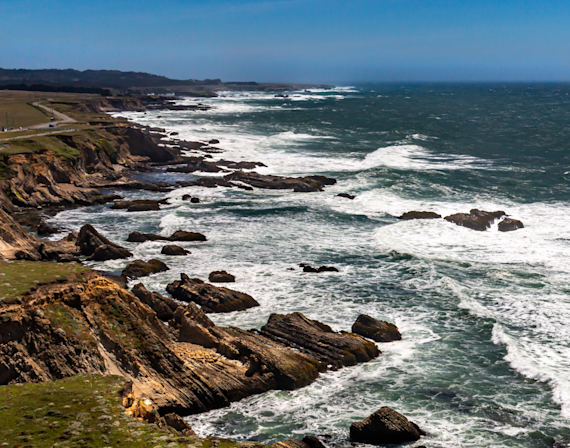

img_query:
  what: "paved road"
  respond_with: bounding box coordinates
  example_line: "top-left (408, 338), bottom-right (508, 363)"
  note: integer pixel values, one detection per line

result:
top-left (27, 102), bottom-right (76, 130)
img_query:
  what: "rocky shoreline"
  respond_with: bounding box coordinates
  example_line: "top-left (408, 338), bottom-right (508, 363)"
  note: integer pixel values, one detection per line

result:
top-left (0, 97), bottom-right (425, 446)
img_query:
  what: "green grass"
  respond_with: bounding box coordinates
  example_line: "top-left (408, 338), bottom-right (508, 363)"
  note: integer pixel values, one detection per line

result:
top-left (0, 94), bottom-right (51, 129)
top-left (0, 374), bottom-right (268, 448)
top-left (0, 375), bottom-right (200, 447)
top-left (0, 260), bottom-right (88, 302)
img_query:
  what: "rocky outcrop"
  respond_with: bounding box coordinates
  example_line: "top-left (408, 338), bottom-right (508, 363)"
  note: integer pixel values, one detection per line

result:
top-left (161, 245), bottom-right (190, 256)
top-left (182, 195), bottom-right (200, 203)
top-left (498, 218), bottom-right (524, 232)
top-left (37, 220), bottom-right (59, 236)
top-left (337, 193), bottom-right (355, 200)
top-left (349, 407), bottom-right (425, 445)
top-left (1, 271), bottom-right (382, 417)
top-left (225, 171), bottom-right (337, 192)
top-left (127, 230), bottom-right (207, 243)
top-left (131, 282), bottom-right (179, 321)
top-left (208, 271), bottom-right (235, 283)
top-left (352, 315), bottom-right (402, 342)
top-left (76, 224), bottom-right (132, 260)
top-left (0, 124), bottom-right (180, 212)
top-left (163, 413), bottom-right (196, 436)
top-left (167, 157), bottom-right (266, 174)
top-left (110, 199), bottom-right (167, 212)
top-left (189, 171), bottom-right (337, 192)
top-left (398, 211), bottom-right (442, 220)
top-left (122, 259), bottom-right (169, 279)
top-left (300, 264), bottom-right (339, 273)
top-left (166, 274), bottom-right (259, 313)
top-left (445, 209), bottom-right (505, 231)
top-left (260, 312), bottom-right (380, 368)
top-left (276, 437), bottom-right (326, 448)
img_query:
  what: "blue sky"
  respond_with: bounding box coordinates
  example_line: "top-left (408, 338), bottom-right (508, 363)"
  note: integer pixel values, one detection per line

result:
top-left (1, 0), bottom-right (569, 83)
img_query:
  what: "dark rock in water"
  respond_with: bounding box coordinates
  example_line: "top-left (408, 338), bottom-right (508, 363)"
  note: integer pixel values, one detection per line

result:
top-left (37, 220), bottom-right (59, 236)
top-left (126, 231), bottom-right (169, 243)
top-left (131, 283), bottom-right (179, 321)
top-left (110, 199), bottom-right (167, 212)
top-left (182, 194), bottom-right (192, 201)
top-left (224, 171), bottom-right (337, 192)
top-left (350, 407), bottom-right (425, 445)
top-left (166, 273), bottom-right (259, 313)
top-left (318, 266), bottom-right (338, 272)
top-left (302, 265), bottom-right (338, 273)
top-left (445, 209), bottom-right (505, 231)
top-left (260, 312), bottom-right (380, 368)
top-left (122, 259), bottom-right (169, 279)
top-left (337, 193), bottom-right (355, 200)
top-left (76, 224), bottom-right (132, 260)
top-left (190, 197), bottom-right (200, 203)
top-left (167, 157), bottom-right (225, 174)
top-left (216, 160), bottom-right (267, 170)
top-left (168, 230), bottom-right (207, 242)
top-left (126, 230), bottom-right (206, 243)
top-left (352, 314), bottom-right (402, 342)
top-left (89, 244), bottom-right (133, 261)
top-left (209, 139), bottom-right (220, 144)
top-left (498, 218), bottom-right (524, 232)
top-left (163, 413), bottom-right (196, 436)
top-left (161, 245), bottom-right (190, 256)
top-left (398, 211), bottom-right (442, 220)
top-left (209, 271), bottom-right (235, 283)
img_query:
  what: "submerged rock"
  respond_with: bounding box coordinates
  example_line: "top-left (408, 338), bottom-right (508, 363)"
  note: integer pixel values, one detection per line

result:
top-left (110, 199), bottom-right (167, 212)
top-left (302, 265), bottom-right (339, 273)
top-left (166, 273), bottom-right (259, 313)
top-left (352, 314), bottom-right (402, 342)
top-left (498, 218), bottom-right (524, 232)
top-left (161, 245), bottom-right (190, 256)
top-left (337, 193), bottom-right (355, 200)
top-left (260, 312), bottom-right (380, 368)
top-left (225, 171), bottom-right (337, 192)
top-left (398, 211), bottom-right (442, 220)
top-left (350, 407), bottom-right (425, 445)
top-left (126, 230), bottom-right (207, 243)
top-left (122, 259), bottom-right (169, 279)
top-left (208, 271), bottom-right (235, 283)
top-left (445, 209), bottom-right (505, 231)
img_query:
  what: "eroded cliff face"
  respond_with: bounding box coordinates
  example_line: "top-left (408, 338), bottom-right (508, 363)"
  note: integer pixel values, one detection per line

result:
top-left (0, 124), bottom-right (179, 212)
top-left (0, 271), bottom-right (379, 417)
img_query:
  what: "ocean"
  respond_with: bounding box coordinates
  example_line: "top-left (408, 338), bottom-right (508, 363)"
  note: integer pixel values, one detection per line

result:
top-left (48, 83), bottom-right (570, 447)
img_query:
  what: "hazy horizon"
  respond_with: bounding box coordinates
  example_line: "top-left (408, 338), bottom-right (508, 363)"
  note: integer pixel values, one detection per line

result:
top-left (2, 0), bottom-right (569, 84)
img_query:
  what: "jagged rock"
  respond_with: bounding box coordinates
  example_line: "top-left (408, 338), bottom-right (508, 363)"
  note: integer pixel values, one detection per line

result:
top-left (111, 199), bottom-right (166, 212)
top-left (168, 230), bottom-right (207, 242)
top-left (131, 283), bottom-right (179, 321)
top-left (260, 312), bottom-right (380, 368)
top-left (89, 244), bottom-right (133, 261)
top-left (276, 437), bottom-right (326, 448)
top-left (76, 224), bottom-right (132, 260)
top-left (444, 209), bottom-right (505, 231)
top-left (37, 220), bottom-right (59, 236)
top-left (166, 274), bottom-right (259, 313)
top-left (302, 265), bottom-right (338, 273)
top-left (498, 218), bottom-right (524, 232)
top-left (225, 171), bottom-right (336, 192)
top-left (161, 245), bottom-right (189, 256)
top-left (122, 259), bottom-right (169, 279)
top-left (167, 157), bottom-right (225, 173)
top-left (398, 211), bottom-right (442, 220)
top-left (163, 413), bottom-right (196, 436)
top-left (352, 315), bottom-right (402, 342)
top-left (350, 407), bottom-right (425, 445)
top-left (208, 271), bottom-right (235, 283)
top-left (337, 193), bottom-right (355, 200)
top-left (126, 230), bottom-right (206, 243)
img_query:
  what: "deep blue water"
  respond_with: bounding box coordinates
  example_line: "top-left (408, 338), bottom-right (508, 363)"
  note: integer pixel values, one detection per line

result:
top-left (51, 83), bottom-right (570, 447)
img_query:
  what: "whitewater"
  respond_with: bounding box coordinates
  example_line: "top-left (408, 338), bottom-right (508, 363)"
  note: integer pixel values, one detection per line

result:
top-left (48, 83), bottom-right (570, 447)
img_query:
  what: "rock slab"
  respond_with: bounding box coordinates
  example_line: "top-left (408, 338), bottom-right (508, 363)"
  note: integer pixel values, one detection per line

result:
top-left (350, 407), bottom-right (425, 445)
top-left (352, 314), bottom-right (402, 342)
